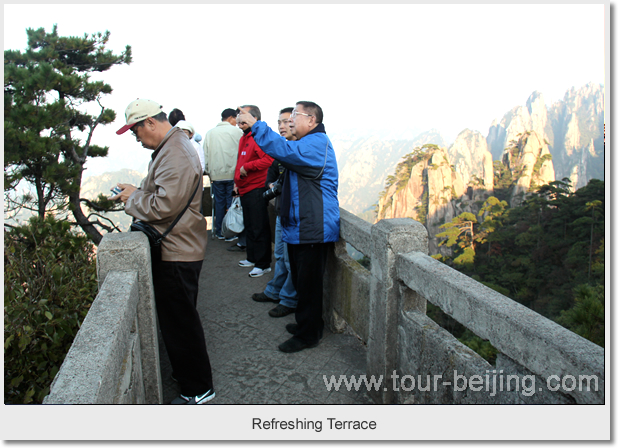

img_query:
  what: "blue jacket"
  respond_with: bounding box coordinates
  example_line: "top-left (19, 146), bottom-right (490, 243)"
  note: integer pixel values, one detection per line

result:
top-left (251, 120), bottom-right (340, 245)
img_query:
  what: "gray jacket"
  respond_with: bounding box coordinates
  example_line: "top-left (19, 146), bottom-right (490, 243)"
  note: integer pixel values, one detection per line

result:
top-left (126, 127), bottom-right (207, 262)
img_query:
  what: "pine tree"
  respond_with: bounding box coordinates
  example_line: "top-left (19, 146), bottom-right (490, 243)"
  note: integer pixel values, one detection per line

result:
top-left (4, 25), bottom-right (131, 243)
top-left (436, 212), bottom-right (478, 267)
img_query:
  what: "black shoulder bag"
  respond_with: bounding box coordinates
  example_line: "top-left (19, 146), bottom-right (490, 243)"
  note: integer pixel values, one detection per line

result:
top-left (130, 181), bottom-right (200, 263)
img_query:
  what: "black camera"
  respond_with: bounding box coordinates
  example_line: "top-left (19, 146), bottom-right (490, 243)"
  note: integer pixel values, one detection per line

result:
top-left (263, 177), bottom-right (283, 201)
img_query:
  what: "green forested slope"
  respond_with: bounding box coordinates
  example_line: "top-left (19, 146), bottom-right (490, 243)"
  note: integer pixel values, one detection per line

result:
top-left (434, 178), bottom-right (605, 348)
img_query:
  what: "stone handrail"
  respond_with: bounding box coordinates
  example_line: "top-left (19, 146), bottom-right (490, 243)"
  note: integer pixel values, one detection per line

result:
top-left (324, 209), bottom-right (605, 405)
top-left (44, 233), bottom-right (162, 404)
top-left (396, 252), bottom-right (604, 404)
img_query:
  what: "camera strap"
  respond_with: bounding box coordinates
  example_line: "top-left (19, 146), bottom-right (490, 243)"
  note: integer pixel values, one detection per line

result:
top-left (160, 180), bottom-right (200, 239)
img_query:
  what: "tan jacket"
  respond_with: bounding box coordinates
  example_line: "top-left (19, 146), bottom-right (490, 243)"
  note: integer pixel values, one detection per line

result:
top-left (126, 127), bottom-right (207, 262)
top-left (203, 121), bottom-right (243, 181)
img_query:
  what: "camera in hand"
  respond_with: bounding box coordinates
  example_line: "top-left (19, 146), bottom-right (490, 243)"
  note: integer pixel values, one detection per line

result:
top-left (263, 177), bottom-right (283, 201)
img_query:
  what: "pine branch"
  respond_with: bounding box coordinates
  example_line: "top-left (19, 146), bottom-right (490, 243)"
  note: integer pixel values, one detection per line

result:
top-left (79, 197), bottom-right (124, 213)
top-left (84, 213), bottom-right (123, 233)
top-left (81, 98), bottom-right (105, 160)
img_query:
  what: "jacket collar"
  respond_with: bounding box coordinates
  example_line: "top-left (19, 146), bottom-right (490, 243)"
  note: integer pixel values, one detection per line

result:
top-left (151, 126), bottom-right (181, 161)
top-left (306, 123), bottom-right (326, 136)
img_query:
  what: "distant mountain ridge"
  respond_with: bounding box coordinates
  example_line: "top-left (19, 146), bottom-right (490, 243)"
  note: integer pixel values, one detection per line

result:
top-left (335, 82), bottom-right (604, 223)
top-left (333, 129), bottom-right (447, 221)
top-left (487, 82), bottom-right (604, 189)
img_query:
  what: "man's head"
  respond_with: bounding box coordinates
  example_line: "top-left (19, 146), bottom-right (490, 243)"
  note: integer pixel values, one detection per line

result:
top-left (289, 101), bottom-right (322, 139)
top-left (278, 107), bottom-right (296, 141)
top-left (117, 99), bottom-right (171, 149)
top-left (221, 108), bottom-right (238, 126)
top-left (168, 108), bottom-right (186, 127)
top-left (176, 120), bottom-right (195, 139)
top-left (237, 105), bottom-right (261, 132)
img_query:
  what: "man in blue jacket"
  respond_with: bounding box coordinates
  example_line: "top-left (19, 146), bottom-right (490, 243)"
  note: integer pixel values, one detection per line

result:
top-left (237, 101), bottom-right (339, 353)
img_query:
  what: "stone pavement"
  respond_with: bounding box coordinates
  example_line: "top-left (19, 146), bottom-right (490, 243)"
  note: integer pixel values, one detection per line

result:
top-left (158, 232), bottom-right (374, 405)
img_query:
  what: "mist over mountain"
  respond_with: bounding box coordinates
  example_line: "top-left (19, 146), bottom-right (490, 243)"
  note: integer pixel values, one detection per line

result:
top-left (371, 83), bottom-right (603, 254)
top-left (487, 82), bottom-right (604, 189)
top-left (333, 130), bottom-right (447, 221)
top-left (335, 82), bottom-right (603, 224)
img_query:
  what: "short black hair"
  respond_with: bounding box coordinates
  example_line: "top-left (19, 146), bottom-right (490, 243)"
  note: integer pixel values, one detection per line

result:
top-left (132, 111), bottom-right (168, 129)
top-left (296, 101), bottom-right (323, 124)
top-left (279, 107), bottom-right (294, 115)
top-left (221, 108), bottom-right (238, 120)
top-left (169, 108), bottom-right (185, 126)
top-left (240, 105), bottom-right (261, 121)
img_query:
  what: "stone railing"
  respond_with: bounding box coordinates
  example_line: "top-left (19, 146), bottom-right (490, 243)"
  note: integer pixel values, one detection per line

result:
top-left (44, 233), bottom-right (162, 404)
top-left (44, 206), bottom-right (604, 405)
top-left (324, 209), bottom-right (605, 405)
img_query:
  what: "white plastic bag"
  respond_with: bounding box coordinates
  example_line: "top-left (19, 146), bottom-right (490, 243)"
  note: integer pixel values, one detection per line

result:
top-left (221, 196), bottom-right (244, 237)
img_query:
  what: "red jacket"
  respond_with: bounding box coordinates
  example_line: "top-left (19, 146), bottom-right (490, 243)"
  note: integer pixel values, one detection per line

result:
top-left (234, 131), bottom-right (273, 196)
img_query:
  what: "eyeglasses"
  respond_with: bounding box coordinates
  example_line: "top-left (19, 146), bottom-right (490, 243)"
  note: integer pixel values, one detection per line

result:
top-left (291, 111), bottom-right (313, 118)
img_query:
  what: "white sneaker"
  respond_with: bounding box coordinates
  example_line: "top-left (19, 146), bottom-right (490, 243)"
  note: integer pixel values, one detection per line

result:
top-left (238, 260), bottom-right (255, 268)
top-left (170, 389), bottom-right (216, 404)
top-left (249, 267), bottom-right (272, 278)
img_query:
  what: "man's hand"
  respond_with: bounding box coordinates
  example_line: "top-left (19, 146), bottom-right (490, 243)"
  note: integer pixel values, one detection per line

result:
top-left (111, 183), bottom-right (137, 204)
top-left (236, 106), bottom-right (257, 128)
top-left (240, 166), bottom-right (248, 177)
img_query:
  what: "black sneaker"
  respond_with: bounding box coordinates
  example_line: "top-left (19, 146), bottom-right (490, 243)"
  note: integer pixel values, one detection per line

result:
top-left (170, 389), bottom-right (216, 404)
top-left (269, 304), bottom-right (295, 318)
top-left (278, 337), bottom-right (318, 353)
top-left (252, 292), bottom-right (279, 303)
top-left (285, 323), bottom-right (322, 339)
top-left (227, 243), bottom-right (246, 252)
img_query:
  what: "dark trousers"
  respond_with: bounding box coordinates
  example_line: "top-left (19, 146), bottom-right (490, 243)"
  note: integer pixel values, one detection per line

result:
top-left (240, 188), bottom-right (272, 269)
top-left (211, 180), bottom-right (234, 237)
top-left (152, 260), bottom-right (213, 397)
top-left (288, 243), bottom-right (331, 344)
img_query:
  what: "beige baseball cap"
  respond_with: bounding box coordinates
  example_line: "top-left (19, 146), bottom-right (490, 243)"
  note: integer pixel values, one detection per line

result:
top-left (175, 120), bottom-right (195, 135)
top-left (116, 98), bottom-right (164, 135)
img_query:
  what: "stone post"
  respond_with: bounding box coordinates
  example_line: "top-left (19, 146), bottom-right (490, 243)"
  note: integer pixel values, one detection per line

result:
top-left (97, 233), bottom-right (163, 404)
top-left (367, 218), bottom-right (428, 404)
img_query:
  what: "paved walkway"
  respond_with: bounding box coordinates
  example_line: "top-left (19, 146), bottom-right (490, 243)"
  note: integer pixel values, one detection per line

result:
top-left (158, 232), bottom-right (373, 405)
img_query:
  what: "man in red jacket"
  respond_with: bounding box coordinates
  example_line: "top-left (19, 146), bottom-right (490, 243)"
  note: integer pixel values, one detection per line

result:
top-left (233, 105), bottom-right (273, 277)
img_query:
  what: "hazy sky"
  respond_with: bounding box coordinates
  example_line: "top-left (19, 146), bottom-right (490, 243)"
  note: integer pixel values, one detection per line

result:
top-left (4, 3), bottom-right (606, 178)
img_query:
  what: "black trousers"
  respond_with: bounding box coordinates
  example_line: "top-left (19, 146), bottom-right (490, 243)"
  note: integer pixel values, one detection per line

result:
top-left (152, 260), bottom-right (213, 397)
top-left (288, 243), bottom-right (331, 344)
top-left (240, 188), bottom-right (272, 269)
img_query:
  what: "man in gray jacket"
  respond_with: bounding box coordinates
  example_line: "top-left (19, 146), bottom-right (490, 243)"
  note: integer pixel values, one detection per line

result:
top-left (114, 98), bottom-right (215, 404)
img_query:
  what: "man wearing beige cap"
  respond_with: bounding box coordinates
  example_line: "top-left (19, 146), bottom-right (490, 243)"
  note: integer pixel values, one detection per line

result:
top-left (176, 120), bottom-right (206, 173)
top-left (113, 98), bottom-right (215, 404)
